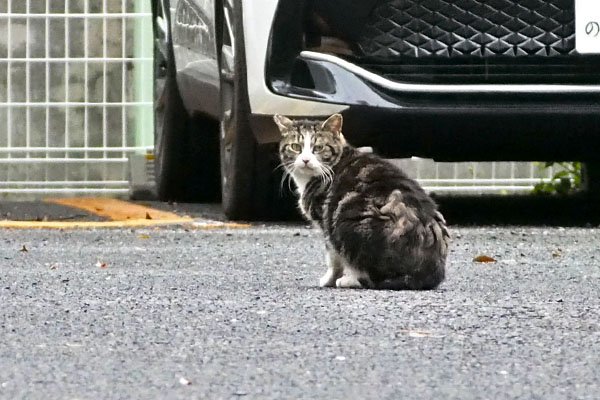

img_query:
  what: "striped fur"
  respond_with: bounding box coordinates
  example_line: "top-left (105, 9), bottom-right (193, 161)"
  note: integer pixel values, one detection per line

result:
top-left (274, 114), bottom-right (450, 290)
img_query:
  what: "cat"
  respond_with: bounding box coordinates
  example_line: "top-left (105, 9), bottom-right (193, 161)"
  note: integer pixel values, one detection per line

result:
top-left (274, 113), bottom-right (450, 290)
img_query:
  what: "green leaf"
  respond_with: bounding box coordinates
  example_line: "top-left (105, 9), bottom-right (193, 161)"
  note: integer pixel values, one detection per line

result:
top-left (531, 161), bottom-right (581, 196)
top-left (552, 170), bottom-right (569, 180)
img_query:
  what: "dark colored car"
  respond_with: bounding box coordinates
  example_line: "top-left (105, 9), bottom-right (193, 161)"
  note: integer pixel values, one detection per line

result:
top-left (152, 0), bottom-right (600, 220)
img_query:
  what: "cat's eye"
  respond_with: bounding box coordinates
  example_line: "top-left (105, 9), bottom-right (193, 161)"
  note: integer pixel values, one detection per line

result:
top-left (313, 145), bottom-right (324, 152)
top-left (289, 143), bottom-right (302, 152)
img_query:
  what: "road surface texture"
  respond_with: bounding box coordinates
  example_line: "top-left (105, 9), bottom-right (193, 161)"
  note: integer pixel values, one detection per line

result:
top-left (1, 219), bottom-right (599, 398)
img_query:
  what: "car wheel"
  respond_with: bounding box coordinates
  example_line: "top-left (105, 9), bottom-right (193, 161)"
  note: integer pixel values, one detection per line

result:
top-left (219, 0), bottom-right (291, 220)
top-left (153, 0), bottom-right (220, 202)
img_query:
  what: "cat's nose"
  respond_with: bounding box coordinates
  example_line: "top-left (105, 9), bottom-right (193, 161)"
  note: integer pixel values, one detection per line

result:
top-left (302, 157), bottom-right (310, 164)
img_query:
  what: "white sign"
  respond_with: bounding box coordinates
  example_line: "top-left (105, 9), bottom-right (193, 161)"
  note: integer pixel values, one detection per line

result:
top-left (576, 0), bottom-right (600, 53)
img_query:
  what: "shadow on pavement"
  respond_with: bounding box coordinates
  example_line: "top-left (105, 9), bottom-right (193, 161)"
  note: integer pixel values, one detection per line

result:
top-left (0, 201), bottom-right (106, 222)
top-left (159, 194), bottom-right (600, 227)
top-left (434, 194), bottom-right (600, 227)
top-left (1, 195), bottom-right (598, 227)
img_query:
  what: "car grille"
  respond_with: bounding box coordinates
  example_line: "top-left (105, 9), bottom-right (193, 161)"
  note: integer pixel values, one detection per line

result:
top-left (356, 0), bottom-right (600, 84)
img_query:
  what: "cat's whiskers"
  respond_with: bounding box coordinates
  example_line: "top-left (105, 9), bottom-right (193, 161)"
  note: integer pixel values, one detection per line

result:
top-left (324, 164), bottom-right (334, 184)
top-left (276, 161), bottom-right (296, 194)
top-left (319, 164), bottom-right (334, 187)
top-left (275, 161), bottom-right (294, 174)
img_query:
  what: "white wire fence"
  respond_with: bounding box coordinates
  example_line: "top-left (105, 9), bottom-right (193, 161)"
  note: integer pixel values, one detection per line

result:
top-left (0, 1), bottom-right (558, 198)
top-left (393, 159), bottom-right (560, 194)
top-left (0, 0), bottom-right (153, 198)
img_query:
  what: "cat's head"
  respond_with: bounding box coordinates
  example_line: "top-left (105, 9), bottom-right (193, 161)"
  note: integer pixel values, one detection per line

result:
top-left (273, 113), bottom-right (346, 184)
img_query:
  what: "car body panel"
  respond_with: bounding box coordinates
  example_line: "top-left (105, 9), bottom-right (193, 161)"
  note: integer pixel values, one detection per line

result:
top-left (240, 0), bottom-right (346, 117)
top-left (168, 0), bottom-right (346, 118)
top-left (171, 0), bottom-right (221, 118)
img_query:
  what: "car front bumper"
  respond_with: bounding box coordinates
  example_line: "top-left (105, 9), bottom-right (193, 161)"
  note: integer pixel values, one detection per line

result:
top-left (264, 49), bottom-right (600, 161)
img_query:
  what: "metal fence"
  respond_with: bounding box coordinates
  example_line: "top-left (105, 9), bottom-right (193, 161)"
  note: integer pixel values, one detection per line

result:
top-left (395, 159), bottom-right (558, 194)
top-left (0, 1), bottom-right (556, 198)
top-left (0, 0), bottom-right (153, 198)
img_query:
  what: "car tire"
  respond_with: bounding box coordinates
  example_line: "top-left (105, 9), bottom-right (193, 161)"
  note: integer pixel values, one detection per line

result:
top-left (582, 162), bottom-right (600, 199)
top-left (153, 1), bottom-right (220, 202)
top-left (219, 0), bottom-right (294, 220)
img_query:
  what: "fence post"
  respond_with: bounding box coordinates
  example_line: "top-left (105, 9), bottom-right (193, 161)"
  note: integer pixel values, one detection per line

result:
top-left (134, 0), bottom-right (154, 152)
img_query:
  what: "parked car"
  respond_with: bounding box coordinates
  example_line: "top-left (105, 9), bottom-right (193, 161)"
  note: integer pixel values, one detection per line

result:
top-left (151, 0), bottom-right (600, 220)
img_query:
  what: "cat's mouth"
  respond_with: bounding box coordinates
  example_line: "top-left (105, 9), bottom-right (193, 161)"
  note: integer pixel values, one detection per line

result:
top-left (293, 164), bottom-right (319, 177)
top-left (293, 160), bottom-right (315, 171)
top-left (296, 165), bottom-right (314, 173)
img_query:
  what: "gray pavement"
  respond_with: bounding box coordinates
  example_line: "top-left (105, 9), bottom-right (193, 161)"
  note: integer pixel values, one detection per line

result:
top-left (1, 221), bottom-right (599, 399)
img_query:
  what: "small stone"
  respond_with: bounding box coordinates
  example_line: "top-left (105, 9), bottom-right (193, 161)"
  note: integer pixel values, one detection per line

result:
top-left (179, 377), bottom-right (191, 386)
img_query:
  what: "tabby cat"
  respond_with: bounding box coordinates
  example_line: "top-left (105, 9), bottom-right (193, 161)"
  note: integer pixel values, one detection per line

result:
top-left (274, 113), bottom-right (449, 290)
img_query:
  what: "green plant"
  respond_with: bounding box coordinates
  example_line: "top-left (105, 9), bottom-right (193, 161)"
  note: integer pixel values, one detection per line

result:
top-left (532, 162), bottom-right (581, 195)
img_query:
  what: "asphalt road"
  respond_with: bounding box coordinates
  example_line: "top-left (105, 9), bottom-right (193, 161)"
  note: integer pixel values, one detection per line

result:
top-left (1, 205), bottom-right (599, 399)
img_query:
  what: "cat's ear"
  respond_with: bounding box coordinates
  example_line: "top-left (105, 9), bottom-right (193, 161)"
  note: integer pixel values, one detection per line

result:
top-left (273, 114), bottom-right (295, 133)
top-left (321, 113), bottom-right (343, 136)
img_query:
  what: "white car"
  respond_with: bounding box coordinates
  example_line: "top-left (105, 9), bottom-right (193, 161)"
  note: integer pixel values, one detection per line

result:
top-left (152, 0), bottom-right (600, 220)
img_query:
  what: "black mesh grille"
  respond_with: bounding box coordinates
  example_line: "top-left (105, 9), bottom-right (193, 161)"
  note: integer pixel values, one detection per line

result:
top-left (354, 0), bottom-right (600, 83)
top-left (358, 0), bottom-right (575, 58)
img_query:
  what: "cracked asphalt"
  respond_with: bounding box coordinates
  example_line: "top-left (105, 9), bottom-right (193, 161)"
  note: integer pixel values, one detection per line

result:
top-left (0, 200), bottom-right (599, 399)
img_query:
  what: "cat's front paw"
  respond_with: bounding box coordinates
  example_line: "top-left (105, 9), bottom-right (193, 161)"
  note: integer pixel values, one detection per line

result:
top-left (319, 271), bottom-right (337, 287)
top-left (335, 275), bottom-right (363, 289)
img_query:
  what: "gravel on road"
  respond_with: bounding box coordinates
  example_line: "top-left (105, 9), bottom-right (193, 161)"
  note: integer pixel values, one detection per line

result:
top-left (1, 224), bottom-right (599, 399)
